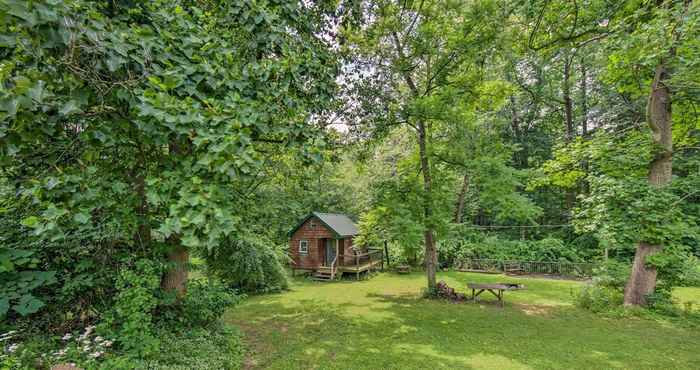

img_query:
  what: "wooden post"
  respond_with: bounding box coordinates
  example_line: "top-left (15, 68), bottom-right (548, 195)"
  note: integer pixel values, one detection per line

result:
top-left (334, 239), bottom-right (339, 280)
top-left (384, 240), bottom-right (389, 268)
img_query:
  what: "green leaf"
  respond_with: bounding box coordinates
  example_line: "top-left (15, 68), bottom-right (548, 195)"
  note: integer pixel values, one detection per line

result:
top-left (13, 295), bottom-right (45, 316)
top-left (0, 298), bottom-right (8, 317)
top-left (73, 212), bottom-right (90, 224)
top-left (181, 234), bottom-right (200, 247)
top-left (59, 100), bottom-right (81, 116)
top-left (21, 216), bottom-right (39, 227)
top-left (105, 53), bottom-right (125, 72)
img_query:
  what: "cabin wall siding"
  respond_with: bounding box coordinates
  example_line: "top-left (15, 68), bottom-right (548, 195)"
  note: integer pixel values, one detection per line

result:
top-left (289, 217), bottom-right (336, 270)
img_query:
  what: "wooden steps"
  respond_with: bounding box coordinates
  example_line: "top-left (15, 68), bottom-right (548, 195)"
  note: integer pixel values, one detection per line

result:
top-left (312, 267), bottom-right (336, 281)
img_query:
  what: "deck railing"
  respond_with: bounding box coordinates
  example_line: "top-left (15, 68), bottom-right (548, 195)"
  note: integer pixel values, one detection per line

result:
top-left (330, 255), bottom-right (338, 279)
top-left (457, 258), bottom-right (595, 277)
top-left (340, 248), bottom-right (384, 267)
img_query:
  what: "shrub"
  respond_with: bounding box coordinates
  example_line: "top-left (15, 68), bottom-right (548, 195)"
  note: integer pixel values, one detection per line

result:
top-left (574, 284), bottom-right (624, 313)
top-left (100, 324), bottom-right (244, 370)
top-left (204, 235), bottom-right (289, 293)
top-left (590, 260), bottom-right (630, 290)
top-left (680, 259), bottom-right (700, 287)
top-left (176, 279), bottom-right (243, 328)
top-left (438, 235), bottom-right (585, 268)
top-left (99, 259), bottom-right (162, 360)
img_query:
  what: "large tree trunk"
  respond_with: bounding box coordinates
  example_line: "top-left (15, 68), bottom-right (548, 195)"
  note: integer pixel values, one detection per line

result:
top-left (453, 174), bottom-right (469, 223)
top-left (623, 62), bottom-right (673, 306)
top-left (161, 241), bottom-right (189, 299)
top-left (624, 243), bottom-right (662, 306)
top-left (161, 140), bottom-right (190, 299)
top-left (417, 120), bottom-right (438, 291)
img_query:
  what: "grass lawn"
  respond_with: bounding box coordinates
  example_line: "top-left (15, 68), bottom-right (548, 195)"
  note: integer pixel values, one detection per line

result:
top-left (225, 271), bottom-right (700, 370)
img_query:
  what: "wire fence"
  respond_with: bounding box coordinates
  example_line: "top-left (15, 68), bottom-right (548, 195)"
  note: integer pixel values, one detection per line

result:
top-left (456, 258), bottom-right (596, 277)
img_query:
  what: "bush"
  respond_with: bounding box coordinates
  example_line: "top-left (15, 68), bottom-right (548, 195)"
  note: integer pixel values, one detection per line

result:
top-left (173, 279), bottom-right (243, 328)
top-left (99, 259), bottom-right (162, 360)
top-left (680, 260), bottom-right (700, 287)
top-left (2, 274), bottom-right (244, 369)
top-left (100, 324), bottom-right (244, 370)
top-left (590, 260), bottom-right (630, 290)
top-left (438, 235), bottom-right (585, 268)
top-left (204, 235), bottom-right (289, 293)
top-left (574, 284), bottom-right (624, 313)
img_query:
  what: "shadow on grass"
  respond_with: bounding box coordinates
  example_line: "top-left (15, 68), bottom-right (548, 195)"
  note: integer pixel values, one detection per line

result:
top-left (227, 289), bottom-right (700, 370)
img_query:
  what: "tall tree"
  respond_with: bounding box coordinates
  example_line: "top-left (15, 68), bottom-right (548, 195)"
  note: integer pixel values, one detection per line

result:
top-left (0, 0), bottom-right (340, 301)
top-left (623, 0), bottom-right (693, 306)
top-left (343, 0), bottom-right (505, 290)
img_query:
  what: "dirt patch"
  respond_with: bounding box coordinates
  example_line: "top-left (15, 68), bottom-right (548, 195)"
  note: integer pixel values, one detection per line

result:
top-left (230, 319), bottom-right (283, 370)
top-left (514, 303), bottom-right (557, 316)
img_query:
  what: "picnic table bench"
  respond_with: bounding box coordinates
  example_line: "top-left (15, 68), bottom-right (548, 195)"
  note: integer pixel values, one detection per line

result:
top-left (467, 283), bottom-right (525, 306)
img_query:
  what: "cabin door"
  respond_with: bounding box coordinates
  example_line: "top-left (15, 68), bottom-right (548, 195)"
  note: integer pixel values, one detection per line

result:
top-left (325, 239), bottom-right (336, 266)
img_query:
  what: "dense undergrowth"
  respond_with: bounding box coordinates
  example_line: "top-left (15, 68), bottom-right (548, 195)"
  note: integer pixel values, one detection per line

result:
top-left (1, 259), bottom-right (244, 369)
top-left (573, 259), bottom-right (700, 319)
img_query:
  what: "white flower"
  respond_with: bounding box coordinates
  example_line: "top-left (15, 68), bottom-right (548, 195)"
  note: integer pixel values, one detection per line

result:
top-left (102, 340), bottom-right (113, 347)
top-left (62, 333), bottom-right (73, 341)
top-left (82, 345), bottom-right (91, 352)
top-left (8, 343), bottom-right (19, 353)
top-left (89, 351), bottom-right (103, 358)
top-left (0, 332), bottom-right (15, 342)
top-left (94, 336), bottom-right (103, 342)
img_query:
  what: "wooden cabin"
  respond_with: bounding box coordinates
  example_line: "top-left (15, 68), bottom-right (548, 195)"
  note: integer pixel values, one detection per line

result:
top-left (288, 212), bottom-right (383, 280)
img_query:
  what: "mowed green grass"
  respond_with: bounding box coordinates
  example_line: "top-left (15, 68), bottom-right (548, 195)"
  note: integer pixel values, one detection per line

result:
top-left (225, 271), bottom-right (700, 370)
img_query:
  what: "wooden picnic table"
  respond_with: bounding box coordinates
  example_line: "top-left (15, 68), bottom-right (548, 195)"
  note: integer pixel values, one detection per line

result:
top-left (467, 283), bottom-right (525, 306)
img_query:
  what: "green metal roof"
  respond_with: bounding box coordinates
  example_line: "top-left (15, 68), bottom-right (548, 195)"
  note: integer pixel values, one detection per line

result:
top-left (288, 212), bottom-right (359, 237)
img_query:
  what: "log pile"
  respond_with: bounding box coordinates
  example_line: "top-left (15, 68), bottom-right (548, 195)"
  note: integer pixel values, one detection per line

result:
top-left (436, 280), bottom-right (467, 302)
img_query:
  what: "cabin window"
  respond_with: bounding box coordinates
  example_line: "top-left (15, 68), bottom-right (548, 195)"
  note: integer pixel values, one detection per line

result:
top-left (309, 221), bottom-right (316, 229)
top-left (299, 240), bottom-right (309, 255)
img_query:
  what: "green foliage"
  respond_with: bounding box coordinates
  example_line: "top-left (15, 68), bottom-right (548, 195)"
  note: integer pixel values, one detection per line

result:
top-left (576, 175), bottom-right (698, 258)
top-left (0, 248), bottom-right (55, 318)
top-left (0, 0), bottom-right (341, 336)
top-left (438, 235), bottom-right (586, 267)
top-left (575, 259), bottom-right (700, 316)
top-left (101, 325), bottom-right (244, 370)
top-left (100, 259), bottom-right (162, 359)
top-left (574, 284), bottom-right (624, 313)
top-left (589, 260), bottom-right (630, 291)
top-left (355, 128), bottom-right (454, 264)
top-left (175, 280), bottom-right (242, 329)
top-left (204, 235), bottom-right (289, 293)
top-left (0, 324), bottom-right (243, 370)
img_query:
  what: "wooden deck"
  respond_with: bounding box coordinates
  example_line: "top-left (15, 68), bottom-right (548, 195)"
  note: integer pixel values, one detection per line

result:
top-left (338, 259), bottom-right (383, 273)
top-left (292, 248), bottom-right (385, 281)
